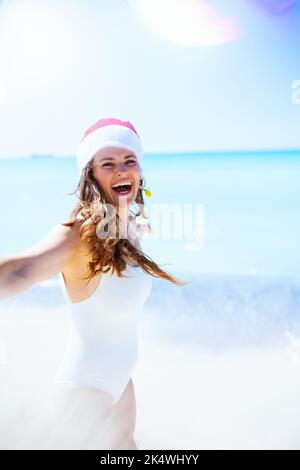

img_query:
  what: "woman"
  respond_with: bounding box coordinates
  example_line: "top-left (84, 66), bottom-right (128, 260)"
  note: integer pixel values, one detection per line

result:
top-left (0, 117), bottom-right (187, 450)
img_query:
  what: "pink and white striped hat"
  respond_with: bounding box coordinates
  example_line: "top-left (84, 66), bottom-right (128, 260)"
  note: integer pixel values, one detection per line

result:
top-left (76, 117), bottom-right (143, 173)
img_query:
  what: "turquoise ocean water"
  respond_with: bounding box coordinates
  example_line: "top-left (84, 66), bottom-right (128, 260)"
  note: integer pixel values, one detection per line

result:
top-left (1, 150), bottom-right (300, 278)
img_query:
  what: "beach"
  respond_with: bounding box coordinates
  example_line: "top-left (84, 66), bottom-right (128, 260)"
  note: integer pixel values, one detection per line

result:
top-left (1, 270), bottom-right (300, 449)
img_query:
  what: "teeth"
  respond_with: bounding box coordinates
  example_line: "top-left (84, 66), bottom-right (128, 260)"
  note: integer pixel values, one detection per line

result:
top-left (112, 181), bottom-right (132, 189)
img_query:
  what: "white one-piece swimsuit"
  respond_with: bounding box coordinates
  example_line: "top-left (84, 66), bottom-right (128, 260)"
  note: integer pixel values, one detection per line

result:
top-left (52, 264), bottom-right (152, 405)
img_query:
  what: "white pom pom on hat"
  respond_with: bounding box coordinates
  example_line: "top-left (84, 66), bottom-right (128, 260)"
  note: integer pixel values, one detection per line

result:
top-left (76, 117), bottom-right (143, 173)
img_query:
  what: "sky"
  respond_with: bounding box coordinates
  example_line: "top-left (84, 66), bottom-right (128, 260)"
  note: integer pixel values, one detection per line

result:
top-left (0, 0), bottom-right (299, 157)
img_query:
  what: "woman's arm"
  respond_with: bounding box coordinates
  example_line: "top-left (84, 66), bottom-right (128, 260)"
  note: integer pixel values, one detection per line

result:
top-left (0, 221), bottom-right (81, 300)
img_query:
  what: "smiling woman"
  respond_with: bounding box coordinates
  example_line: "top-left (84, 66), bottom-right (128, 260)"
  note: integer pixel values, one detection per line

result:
top-left (0, 116), bottom-right (188, 450)
top-left (93, 150), bottom-right (138, 199)
top-left (65, 116), bottom-right (187, 287)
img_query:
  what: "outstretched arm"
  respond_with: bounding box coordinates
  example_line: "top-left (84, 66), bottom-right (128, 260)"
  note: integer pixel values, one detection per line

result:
top-left (0, 221), bottom-right (81, 300)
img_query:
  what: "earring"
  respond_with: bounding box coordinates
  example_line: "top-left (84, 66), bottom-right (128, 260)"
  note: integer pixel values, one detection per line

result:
top-left (138, 176), bottom-right (152, 197)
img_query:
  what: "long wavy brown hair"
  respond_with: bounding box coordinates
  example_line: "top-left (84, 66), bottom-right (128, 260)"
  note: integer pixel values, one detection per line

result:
top-left (62, 159), bottom-right (189, 287)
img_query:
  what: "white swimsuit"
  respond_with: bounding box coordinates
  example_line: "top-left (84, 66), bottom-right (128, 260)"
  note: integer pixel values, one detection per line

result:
top-left (52, 264), bottom-right (152, 405)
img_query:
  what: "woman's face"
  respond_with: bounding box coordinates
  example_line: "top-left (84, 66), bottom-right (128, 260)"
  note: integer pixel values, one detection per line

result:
top-left (91, 147), bottom-right (141, 208)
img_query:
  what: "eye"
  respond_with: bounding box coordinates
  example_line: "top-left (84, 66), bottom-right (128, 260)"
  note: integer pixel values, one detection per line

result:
top-left (102, 160), bottom-right (136, 168)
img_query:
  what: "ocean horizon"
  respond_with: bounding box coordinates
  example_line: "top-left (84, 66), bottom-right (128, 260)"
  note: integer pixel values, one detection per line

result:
top-left (0, 148), bottom-right (300, 159)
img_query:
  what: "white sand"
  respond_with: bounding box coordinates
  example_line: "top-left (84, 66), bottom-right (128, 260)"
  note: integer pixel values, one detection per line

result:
top-left (1, 299), bottom-right (300, 449)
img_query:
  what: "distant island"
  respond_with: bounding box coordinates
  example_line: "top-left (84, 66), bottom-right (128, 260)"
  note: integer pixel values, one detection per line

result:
top-left (30, 153), bottom-right (55, 158)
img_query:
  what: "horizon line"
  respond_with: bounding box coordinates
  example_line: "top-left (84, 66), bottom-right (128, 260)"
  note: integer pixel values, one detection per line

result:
top-left (0, 148), bottom-right (299, 159)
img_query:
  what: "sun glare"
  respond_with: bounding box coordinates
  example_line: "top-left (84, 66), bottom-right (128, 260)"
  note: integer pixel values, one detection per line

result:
top-left (127, 0), bottom-right (239, 47)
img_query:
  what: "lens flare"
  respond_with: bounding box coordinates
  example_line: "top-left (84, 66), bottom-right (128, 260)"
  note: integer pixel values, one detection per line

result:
top-left (127, 0), bottom-right (240, 47)
top-left (251, 0), bottom-right (297, 14)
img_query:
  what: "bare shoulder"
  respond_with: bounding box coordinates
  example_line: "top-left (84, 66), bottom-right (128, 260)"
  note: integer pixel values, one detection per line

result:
top-left (59, 218), bottom-right (95, 267)
top-left (14, 219), bottom-right (86, 285)
top-left (59, 218), bottom-right (89, 259)
top-left (60, 218), bottom-right (82, 244)
top-left (20, 219), bottom-right (81, 256)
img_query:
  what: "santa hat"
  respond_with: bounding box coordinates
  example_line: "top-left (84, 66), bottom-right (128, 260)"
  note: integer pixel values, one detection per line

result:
top-left (76, 117), bottom-right (143, 173)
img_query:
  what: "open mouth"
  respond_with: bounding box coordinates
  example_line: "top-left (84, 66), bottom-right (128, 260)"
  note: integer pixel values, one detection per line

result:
top-left (111, 182), bottom-right (133, 196)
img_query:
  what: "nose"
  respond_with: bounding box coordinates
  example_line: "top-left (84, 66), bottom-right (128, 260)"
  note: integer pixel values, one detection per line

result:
top-left (116, 161), bottom-right (128, 173)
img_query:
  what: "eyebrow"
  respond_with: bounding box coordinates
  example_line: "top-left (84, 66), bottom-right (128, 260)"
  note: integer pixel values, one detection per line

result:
top-left (100, 154), bottom-right (136, 162)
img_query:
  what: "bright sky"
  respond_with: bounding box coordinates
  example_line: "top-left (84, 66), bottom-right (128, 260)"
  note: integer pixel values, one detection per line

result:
top-left (0, 0), bottom-right (299, 157)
